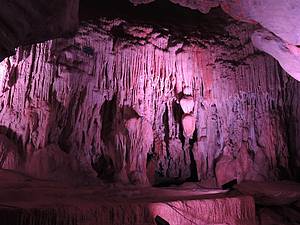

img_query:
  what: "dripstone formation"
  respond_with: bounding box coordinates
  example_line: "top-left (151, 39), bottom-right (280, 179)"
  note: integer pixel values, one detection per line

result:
top-left (0, 15), bottom-right (299, 186)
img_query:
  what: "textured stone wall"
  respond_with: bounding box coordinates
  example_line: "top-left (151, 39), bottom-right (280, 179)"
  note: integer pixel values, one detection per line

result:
top-left (131, 0), bottom-right (300, 81)
top-left (0, 17), bottom-right (299, 186)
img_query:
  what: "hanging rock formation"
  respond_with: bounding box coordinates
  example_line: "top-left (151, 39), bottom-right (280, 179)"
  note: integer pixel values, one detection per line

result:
top-left (130, 0), bottom-right (300, 81)
top-left (251, 29), bottom-right (300, 81)
top-left (0, 14), bottom-right (299, 186)
top-left (1, 0), bottom-right (300, 81)
top-left (131, 0), bottom-right (300, 44)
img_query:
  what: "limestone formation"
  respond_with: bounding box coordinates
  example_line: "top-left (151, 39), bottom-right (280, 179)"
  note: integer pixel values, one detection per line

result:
top-left (0, 1), bottom-right (299, 224)
top-left (252, 29), bottom-right (300, 81)
top-left (180, 96), bottom-right (194, 114)
top-left (0, 169), bottom-right (256, 225)
top-left (182, 114), bottom-right (196, 138)
top-left (0, 16), bottom-right (299, 186)
top-left (129, 0), bottom-right (300, 81)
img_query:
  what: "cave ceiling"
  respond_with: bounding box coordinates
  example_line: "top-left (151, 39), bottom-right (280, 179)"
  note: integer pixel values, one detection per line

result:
top-left (0, 0), bottom-right (300, 80)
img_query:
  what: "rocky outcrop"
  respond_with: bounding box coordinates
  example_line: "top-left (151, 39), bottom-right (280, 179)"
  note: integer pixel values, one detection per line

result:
top-left (236, 181), bottom-right (300, 205)
top-left (257, 205), bottom-right (300, 225)
top-left (235, 181), bottom-right (300, 225)
top-left (0, 0), bottom-right (79, 61)
top-left (252, 29), bottom-right (300, 81)
top-left (1, 0), bottom-right (300, 80)
top-left (0, 16), bottom-right (299, 186)
top-left (0, 169), bottom-right (256, 225)
top-left (130, 0), bottom-right (300, 44)
top-left (130, 0), bottom-right (300, 81)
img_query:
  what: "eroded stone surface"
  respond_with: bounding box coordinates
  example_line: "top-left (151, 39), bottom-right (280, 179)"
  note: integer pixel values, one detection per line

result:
top-left (180, 96), bottom-right (194, 114)
top-left (182, 114), bottom-right (196, 138)
top-left (0, 169), bottom-right (256, 225)
top-left (131, 0), bottom-right (300, 45)
top-left (252, 29), bottom-right (300, 81)
top-left (236, 181), bottom-right (300, 205)
top-left (129, 0), bottom-right (300, 80)
top-left (243, 180), bottom-right (300, 225)
top-left (257, 206), bottom-right (300, 225)
top-left (0, 17), bottom-right (299, 186)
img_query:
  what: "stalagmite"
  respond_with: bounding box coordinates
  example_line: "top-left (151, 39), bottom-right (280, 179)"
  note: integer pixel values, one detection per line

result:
top-left (125, 117), bottom-right (153, 184)
top-left (179, 96), bottom-right (194, 114)
top-left (182, 114), bottom-right (196, 138)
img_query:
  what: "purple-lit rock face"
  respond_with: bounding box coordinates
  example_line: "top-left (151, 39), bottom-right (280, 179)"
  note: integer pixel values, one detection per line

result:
top-left (0, 16), bottom-right (299, 186)
top-left (130, 0), bottom-right (300, 81)
top-left (0, 2), bottom-right (300, 225)
top-left (1, 0), bottom-right (300, 81)
top-left (182, 114), bottom-right (196, 138)
top-left (169, 0), bottom-right (219, 13)
top-left (131, 0), bottom-right (300, 43)
top-left (220, 0), bottom-right (300, 80)
top-left (220, 0), bottom-right (300, 45)
top-left (0, 169), bottom-right (257, 225)
top-left (252, 29), bottom-right (300, 81)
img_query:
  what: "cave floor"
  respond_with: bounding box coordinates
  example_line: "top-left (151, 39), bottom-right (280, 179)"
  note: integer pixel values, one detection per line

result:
top-left (0, 169), bottom-right (257, 225)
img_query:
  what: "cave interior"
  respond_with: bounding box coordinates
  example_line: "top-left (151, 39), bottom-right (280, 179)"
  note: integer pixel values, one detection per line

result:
top-left (0, 0), bottom-right (300, 224)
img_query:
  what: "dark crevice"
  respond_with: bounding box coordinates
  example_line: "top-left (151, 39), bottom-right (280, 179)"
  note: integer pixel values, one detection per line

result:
top-left (122, 106), bottom-right (140, 120)
top-left (24, 46), bottom-right (36, 107)
top-left (285, 112), bottom-right (299, 181)
top-left (100, 95), bottom-right (117, 145)
top-left (91, 154), bottom-right (115, 181)
top-left (163, 103), bottom-right (170, 158)
top-left (179, 121), bottom-right (185, 149)
top-left (155, 215), bottom-right (170, 225)
top-left (172, 100), bottom-right (183, 124)
top-left (172, 101), bottom-right (185, 148)
top-left (75, 87), bottom-right (87, 119)
top-left (58, 96), bottom-right (76, 153)
top-left (7, 66), bottom-right (18, 87)
top-left (153, 179), bottom-right (185, 187)
top-left (0, 126), bottom-right (24, 161)
top-left (187, 129), bottom-right (198, 182)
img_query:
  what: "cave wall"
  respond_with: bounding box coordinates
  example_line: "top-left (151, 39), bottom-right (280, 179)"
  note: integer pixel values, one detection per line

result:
top-left (0, 17), bottom-right (299, 186)
top-left (132, 0), bottom-right (300, 81)
top-left (1, 0), bottom-right (300, 82)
